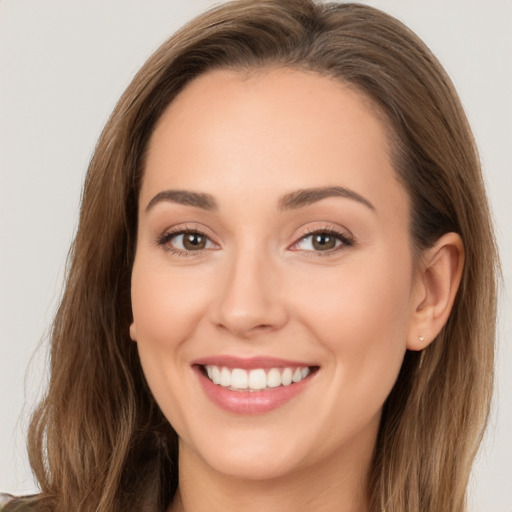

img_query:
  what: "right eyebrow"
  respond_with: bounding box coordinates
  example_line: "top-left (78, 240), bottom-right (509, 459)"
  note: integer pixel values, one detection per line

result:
top-left (145, 190), bottom-right (218, 212)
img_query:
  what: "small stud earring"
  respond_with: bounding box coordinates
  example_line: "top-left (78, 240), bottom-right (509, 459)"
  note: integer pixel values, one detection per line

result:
top-left (418, 336), bottom-right (425, 342)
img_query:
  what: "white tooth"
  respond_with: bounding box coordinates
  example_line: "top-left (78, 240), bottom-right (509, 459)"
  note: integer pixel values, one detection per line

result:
top-left (211, 366), bottom-right (221, 385)
top-left (267, 368), bottom-right (281, 388)
top-left (301, 367), bottom-right (310, 379)
top-left (249, 369), bottom-right (267, 390)
top-left (231, 368), bottom-right (249, 389)
top-left (206, 366), bottom-right (213, 380)
top-left (220, 367), bottom-right (231, 387)
top-left (281, 367), bottom-right (293, 386)
top-left (292, 368), bottom-right (302, 383)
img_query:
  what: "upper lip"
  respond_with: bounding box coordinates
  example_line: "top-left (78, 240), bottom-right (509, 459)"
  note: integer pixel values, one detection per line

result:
top-left (191, 355), bottom-right (317, 370)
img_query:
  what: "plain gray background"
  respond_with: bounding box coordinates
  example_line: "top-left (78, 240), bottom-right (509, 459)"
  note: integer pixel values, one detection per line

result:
top-left (1, 1), bottom-right (510, 510)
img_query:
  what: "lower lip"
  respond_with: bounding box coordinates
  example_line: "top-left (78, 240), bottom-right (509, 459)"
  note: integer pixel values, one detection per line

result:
top-left (194, 366), bottom-right (315, 415)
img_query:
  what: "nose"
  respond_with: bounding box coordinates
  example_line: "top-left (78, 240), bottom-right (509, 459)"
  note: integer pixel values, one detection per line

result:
top-left (209, 248), bottom-right (289, 339)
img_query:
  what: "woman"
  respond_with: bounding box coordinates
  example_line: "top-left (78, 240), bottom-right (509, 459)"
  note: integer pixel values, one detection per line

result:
top-left (1, 1), bottom-right (500, 511)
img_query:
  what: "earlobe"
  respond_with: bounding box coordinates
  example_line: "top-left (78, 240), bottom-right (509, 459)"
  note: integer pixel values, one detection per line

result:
top-left (407, 232), bottom-right (464, 351)
top-left (129, 322), bottom-right (137, 342)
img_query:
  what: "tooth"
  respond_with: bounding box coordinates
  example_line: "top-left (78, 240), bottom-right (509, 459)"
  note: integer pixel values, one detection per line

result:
top-left (281, 368), bottom-right (293, 386)
top-left (220, 367), bottom-right (231, 387)
top-left (211, 366), bottom-right (221, 385)
top-left (231, 368), bottom-right (249, 389)
top-left (267, 368), bottom-right (281, 388)
top-left (206, 364), bottom-right (313, 389)
top-left (249, 369), bottom-right (266, 390)
top-left (292, 368), bottom-right (302, 383)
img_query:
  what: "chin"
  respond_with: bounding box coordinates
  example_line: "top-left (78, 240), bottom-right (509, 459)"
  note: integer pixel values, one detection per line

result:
top-left (205, 449), bottom-right (304, 482)
top-left (180, 424), bottom-right (312, 482)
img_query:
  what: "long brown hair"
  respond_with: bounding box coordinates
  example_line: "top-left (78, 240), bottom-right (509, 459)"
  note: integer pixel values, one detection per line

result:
top-left (15, 1), bottom-right (498, 511)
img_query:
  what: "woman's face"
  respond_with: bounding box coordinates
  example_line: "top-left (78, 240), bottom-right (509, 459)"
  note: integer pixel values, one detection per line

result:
top-left (131, 68), bottom-right (422, 480)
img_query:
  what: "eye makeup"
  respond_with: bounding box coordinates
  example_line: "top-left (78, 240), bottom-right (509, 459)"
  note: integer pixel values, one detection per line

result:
top-left (155, 222), bottom-right (354, 259)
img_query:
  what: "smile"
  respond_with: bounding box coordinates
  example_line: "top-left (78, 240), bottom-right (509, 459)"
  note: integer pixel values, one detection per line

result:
top-left (193, 357), bottom-right (319, 414)
top-left (203, 365), bottom-right (312, 391)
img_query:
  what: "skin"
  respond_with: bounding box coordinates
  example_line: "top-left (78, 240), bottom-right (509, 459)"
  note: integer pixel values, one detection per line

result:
top-left (130, 68), bottom-right (464, 512)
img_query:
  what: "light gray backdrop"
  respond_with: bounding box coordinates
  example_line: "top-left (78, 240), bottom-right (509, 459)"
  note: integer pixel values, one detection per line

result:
top-left (1, 1), bottom-right (510, 510)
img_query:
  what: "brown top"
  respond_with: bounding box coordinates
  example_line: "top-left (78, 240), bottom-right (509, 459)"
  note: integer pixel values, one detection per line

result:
top-left (0, 493), bottom-right (36, 511)
top-left (0, 494), bottom-right (12, 506)
top-left (0, 494), bottom-right (13, 510)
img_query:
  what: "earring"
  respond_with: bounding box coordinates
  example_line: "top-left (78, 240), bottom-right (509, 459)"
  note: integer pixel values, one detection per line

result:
top-left (418, 336), bottom-right (425, 342)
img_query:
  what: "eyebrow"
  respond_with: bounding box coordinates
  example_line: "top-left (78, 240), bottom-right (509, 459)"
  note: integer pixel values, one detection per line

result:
top-left (146, 190), bottom-right (217, 212)
top-left (145, 186), bottom-right (375, 213)
top-left (278, 186), bottom-right (375, 212)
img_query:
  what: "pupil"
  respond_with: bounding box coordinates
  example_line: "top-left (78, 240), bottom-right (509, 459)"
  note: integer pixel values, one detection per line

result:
top-left (183, 233), bottom-right (205, 250)
top-left (313, 233), bottom-right (335, 250)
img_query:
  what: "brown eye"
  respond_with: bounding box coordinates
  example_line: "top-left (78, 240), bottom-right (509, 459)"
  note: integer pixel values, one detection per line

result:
top-left (182, 232), bottom-right (207, 250)
top-left (292, 229), bottom-right (353, 255)
top-left (311, 233), bottom-right (337, 251)
top-left (158, 230), bottom-right (216, 254)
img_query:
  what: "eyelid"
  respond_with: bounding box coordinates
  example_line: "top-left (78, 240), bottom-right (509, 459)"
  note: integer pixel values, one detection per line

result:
top-left (155, 223), bottom-right (354, 257)
top-left (155, 224), bottom-right (219, 256)
top-left (289, 224), bottom-right (354, 255)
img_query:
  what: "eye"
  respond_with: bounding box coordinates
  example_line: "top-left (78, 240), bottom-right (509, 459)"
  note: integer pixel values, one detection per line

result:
top-left (291, 228), bottom-right (353, 254)
top-left (157, 229), bottom-right (217, 255)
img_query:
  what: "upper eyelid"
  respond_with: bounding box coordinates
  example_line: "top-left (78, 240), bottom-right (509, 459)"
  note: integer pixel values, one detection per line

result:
top-left (160, 223), bottom-right (217, 240)
top-left (159, 224), bottom-right (350, 239)
top-left (293, 224), bottom-right (353, 241)
top-left (158, 227), bottom-right (218, 245)
top-left (156, 222), bottom-right (353, 248)
top-left (290, 228), bottom-right (352, 249)
top-left (155, 224), bottom-right (201, 246)
top-left (157, 229), bottom-right (217, 257)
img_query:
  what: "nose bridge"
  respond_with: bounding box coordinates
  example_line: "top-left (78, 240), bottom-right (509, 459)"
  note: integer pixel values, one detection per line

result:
top-left (212, 239), bottom-right (287, 337)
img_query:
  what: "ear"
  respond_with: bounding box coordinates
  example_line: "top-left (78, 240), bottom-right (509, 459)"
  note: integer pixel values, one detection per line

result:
top-left (129, 322), bottom-right (138, 342)
top-left (407, 232), bottom-right (464, 351)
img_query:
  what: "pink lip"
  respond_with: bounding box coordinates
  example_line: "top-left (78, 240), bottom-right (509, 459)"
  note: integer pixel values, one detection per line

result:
top-left (191, 355), bottom-right (313, 370)
top-left (192, 361), bottom-right (318, 415)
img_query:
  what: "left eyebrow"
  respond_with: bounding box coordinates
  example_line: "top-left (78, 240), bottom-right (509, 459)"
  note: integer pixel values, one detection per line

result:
top-left (278, 186), bottom-right (376, 212)
top-left (145, 189), bottom-right (218, 212)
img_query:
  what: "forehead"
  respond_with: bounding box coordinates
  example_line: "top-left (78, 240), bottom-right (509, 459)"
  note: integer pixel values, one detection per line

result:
top-left (142, 68), bottom-right (408, 222)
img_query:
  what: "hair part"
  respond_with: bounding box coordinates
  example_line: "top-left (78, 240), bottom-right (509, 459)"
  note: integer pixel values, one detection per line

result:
top-left (23, 1), bottom-right (498, 511)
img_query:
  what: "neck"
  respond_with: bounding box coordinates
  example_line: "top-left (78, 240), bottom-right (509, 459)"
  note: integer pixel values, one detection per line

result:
top-left (168, 437), bottom-right (373, 512)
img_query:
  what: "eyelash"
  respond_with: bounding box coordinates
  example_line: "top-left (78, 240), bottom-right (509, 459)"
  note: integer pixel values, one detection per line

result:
top-left (292, 226), bottom-right (354, 257)
top-left (156, 225), bottom-right (212, 257)
top-left (156, 225), bottom-right (354, 258)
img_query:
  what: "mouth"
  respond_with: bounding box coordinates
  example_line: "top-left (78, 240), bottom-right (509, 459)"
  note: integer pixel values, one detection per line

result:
top-left (198, 364), bottom-right (318, 391)
top-left (192, 356), bottom-right (319, 414)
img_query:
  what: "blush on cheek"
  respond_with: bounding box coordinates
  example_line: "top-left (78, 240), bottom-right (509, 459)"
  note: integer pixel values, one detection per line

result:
top-left (131, 266), bottom-right (206, 343)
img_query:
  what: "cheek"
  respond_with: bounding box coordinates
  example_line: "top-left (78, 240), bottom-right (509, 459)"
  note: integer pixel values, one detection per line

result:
top-left (288, 251), bottom-right (412, 399)
top-left (130, 256), bottom-right (210, 347)
top-left (293, 258), bottom-right (411, 340)
top-left (129, 255), bottom-right (212, 418)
